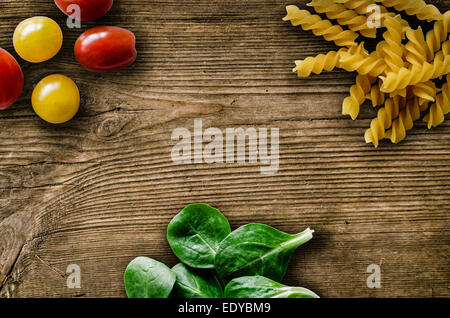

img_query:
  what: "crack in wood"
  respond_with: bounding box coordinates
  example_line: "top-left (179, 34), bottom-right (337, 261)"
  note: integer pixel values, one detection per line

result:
top-left (35, 255), bottom-right (66, 279)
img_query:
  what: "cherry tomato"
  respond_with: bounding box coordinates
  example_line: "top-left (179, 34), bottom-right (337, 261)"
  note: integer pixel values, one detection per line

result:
top-left (13, 17), bottom-right (63, 63)
top-left (74, 26), bottom-right (137, 72)
top-left (32, 74), bottom-right (80, 124)
top-left (54, 0), bottom-right (113, 21)
top-left (0, 48), bottom-right (24, 110)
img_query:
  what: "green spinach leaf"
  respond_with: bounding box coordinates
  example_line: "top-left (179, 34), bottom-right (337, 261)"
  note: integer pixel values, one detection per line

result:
top-left (224, 276), bottom-right (319, 298)
top-left (167, 203), bottom-right (231, 268)
top-left (215, 224), bottom-right (313, 282)
top-left (171, 263), bottom-right (223, 298)
top-left (124, 256), bottom-right (176, 298)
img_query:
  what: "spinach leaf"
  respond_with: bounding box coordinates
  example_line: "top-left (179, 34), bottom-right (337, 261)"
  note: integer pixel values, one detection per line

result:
top-left (224, 276), bottom-right (319, 298)
top-left (124, 256), bottom-right (176, 298)
top-left (167, 203), bottom-right (231, 268)
top-left (215, 224), bottom-right (313, 282)
top-left (170, 263), bottom-right (223, 298)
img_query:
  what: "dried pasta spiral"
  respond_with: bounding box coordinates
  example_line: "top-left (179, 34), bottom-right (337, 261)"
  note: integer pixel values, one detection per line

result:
top-left (425, 11), bottom-right (450, 59)
top-left (284, 2), bottom-right (449, 147)
top-left (404, 27), bottom-right (428, 66)
top-left (293, 45), bottom-right (366, 77)
top-left (339, 49), bottom-right (387, 77)
top-left (335, 0), bottom-right (378, 14)
top-left (386, 97), bottom-right (425, 143)
top-left (411, 81), bottom-right (437, 104)
top-left (423, 76), bottom-right (450, 128)
top-left (367, 82), bottom-right (386, 107)
top-left (380, 41), bottom-right (450, 93)
top-left (386, 115), bottom-right (406, 144)
top-left (398, 98), bottom-right (423, 131)
top-left (283, 5), bottom-right (359, 47)
top-left (294, 50), bottom-right (344, 77)
top-left (377, 0), bottom-right (442, 22)
top-left (389, 88), bottom-right (408, 98)
top-left (307, 0), bottom-right (377, 38)
top-left (380, 15), bottom-right (405, 72)
top-left (336, 0), bottom-right (410, 34)
top-left (342, 74), bottom-right (374, 120)
top-left (364, 96), bottom-right (406, 147)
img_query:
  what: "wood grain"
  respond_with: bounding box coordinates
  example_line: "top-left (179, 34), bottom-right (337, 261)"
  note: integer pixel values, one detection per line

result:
top-left (0, 0), bottom-right (449, 298)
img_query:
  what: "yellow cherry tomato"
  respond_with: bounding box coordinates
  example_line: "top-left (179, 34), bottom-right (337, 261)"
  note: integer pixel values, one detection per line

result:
top-left (32, 74), bottom-right (80, 124)
top-left (13, 16), bottom-right (63, 63)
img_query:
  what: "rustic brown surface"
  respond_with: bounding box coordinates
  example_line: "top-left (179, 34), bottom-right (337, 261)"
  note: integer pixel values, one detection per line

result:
top-left (0, 0), bottom-right (449, 298)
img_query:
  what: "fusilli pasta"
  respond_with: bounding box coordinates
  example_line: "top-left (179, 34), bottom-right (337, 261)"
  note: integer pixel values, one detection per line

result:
top-left (404, 27), bottom-right (428, 66)
top-left (380, 15), bottom-right (405, 72)
top-left (294, 50), bottom-right (344, 77)
top-left (335, 0), bottom-right (380, 14)
top-left (425, 11), bottom-right (450, 59)
top-left (342, 74), bottom-right (374, 120)
top-left (386, 97), bottom-right (427, 143)
top-left (389, 88), bottom-right (407, 98)
top-left (284, 1), bottom-right (449, 147)
top-left (283, 5), bottom-right (359, 47)
top-left (293, 44), bottom-right (366, 77)
top-left (364, 96), bottom-right (407, 147)
top-left (307, 0), bottom-right (377, 38)
top-left (339, 43), bottom-right (387, 77)
top-left (336, 0), bottom-right (410, 33)
top-left (423, 76), bottom-right (450, 128)
top-left (377, 0), bottom-right (442, 22)
top-left (380, 41), bottom-right (450, 93)
top-left (367, 82), bottom-right (386, 107)
top-left (411, 81), bottom-right (437, 104)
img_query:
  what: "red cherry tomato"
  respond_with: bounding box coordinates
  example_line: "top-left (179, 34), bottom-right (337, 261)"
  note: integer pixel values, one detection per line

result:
top-left (54, 0), bottom-right (113, 21)
top-left (0, 48), bottom-right (24, 110)
top-left (74, 26), bottom-right (137, 72)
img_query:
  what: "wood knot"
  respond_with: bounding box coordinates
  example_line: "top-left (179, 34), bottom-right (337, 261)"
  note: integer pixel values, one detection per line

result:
top-left (0, 212), bottom-right (30, 288)
top-left (94, 115), bottom-right (124, 139)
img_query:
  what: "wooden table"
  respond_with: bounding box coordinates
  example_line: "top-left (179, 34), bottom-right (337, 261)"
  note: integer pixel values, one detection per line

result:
top-left (0, 0), bottom-right (449, 298)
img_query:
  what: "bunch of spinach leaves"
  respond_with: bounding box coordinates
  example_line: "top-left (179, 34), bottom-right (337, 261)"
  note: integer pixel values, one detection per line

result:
top-left (124, 203), bottom-right (318, 298)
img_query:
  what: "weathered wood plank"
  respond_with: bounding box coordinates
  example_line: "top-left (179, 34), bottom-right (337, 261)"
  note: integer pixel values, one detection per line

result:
top-left (0, 0), bottom-right (449, 297)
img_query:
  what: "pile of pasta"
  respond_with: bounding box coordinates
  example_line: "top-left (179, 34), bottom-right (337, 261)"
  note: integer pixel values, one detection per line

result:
top-left (283, 0), bottom-right (450, 147)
